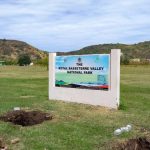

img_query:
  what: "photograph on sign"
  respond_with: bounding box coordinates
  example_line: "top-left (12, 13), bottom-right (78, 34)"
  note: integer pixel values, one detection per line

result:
top-left (55, 54), bottom-right (110, 90)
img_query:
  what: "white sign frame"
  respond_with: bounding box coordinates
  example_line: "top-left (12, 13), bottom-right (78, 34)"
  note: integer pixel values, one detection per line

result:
top-left (49, 49), bottom-right (120, 109)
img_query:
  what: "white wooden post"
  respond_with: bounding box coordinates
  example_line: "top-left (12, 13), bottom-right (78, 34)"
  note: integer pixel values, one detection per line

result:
top-left (111, 49), bottom-right (121, 107)
top-left (49, 53), bottom-right (56, 100)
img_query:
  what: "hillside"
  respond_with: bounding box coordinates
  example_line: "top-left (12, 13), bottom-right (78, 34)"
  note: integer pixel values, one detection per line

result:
top-left (1, 39), bottom-right (150, 61)
top-left (0, 39), bottom-right (47, 61)
top-left (58, 41), bottom-right (150, 59)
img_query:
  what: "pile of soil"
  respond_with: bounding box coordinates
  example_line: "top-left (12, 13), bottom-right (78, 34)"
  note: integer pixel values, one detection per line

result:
top-left (0, 110), bottom-right (53, 126)
top-left (116, 137), bottom-right (150, 150)
top-left (0, 138), bottom-right (7, 150)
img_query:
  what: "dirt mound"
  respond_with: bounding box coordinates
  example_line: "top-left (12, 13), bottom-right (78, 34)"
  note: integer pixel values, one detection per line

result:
top-left (116, 137), bottom-right (150, 150)
top-left (0, 138), bottom-right (7, 150)
top-left (0, 110), bottom-right (53, 126)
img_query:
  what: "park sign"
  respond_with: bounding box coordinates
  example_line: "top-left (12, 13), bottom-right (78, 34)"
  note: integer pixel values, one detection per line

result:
top-left (55, 54), bottom-right (110, 90)
top-left (49, 49), bottom-right (121, 109)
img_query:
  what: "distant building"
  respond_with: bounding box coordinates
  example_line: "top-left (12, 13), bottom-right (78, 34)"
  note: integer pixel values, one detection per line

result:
top-left (130, 58), bottom-right (140, 62)
top-left (146, 59), bottom-right (150, 62)
top-left (0, 61), bottom-right (5, 66)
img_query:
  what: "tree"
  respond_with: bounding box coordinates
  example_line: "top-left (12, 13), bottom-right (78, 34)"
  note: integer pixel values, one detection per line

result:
top-left (18, 54), bottom-right (31, 66)
top-left (121, 54), bottom-right (130, 65)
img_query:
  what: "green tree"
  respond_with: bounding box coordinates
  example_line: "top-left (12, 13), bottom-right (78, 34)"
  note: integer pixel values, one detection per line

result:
top-left (18, 54), bottom-right (31, 66)
top-left (121, 54), bottom-right (130, 65)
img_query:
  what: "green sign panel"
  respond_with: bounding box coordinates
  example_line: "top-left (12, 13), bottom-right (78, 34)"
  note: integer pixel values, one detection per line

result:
top-left (55, 54), bottom-right (110, 90)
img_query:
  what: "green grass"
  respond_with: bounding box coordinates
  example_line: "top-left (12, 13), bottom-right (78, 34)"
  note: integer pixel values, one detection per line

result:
top-left (0, 65), bottom-right (150, 150)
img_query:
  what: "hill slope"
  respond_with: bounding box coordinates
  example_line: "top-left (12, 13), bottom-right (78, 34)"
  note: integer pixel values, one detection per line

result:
top-left (58, 41), bottom-right (150, 59)
top-left (0, 39), bottom-right (47, 61)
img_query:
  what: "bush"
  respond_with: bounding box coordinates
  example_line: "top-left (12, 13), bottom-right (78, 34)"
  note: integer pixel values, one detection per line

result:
top-left (5, 60), bottom-right (17, 65)
top-left (35, 57), bottom-right (48, 67)
top-left (121, 55), bottom-right (130, 65)
top-left (18, 54), bottom-right (31, 66)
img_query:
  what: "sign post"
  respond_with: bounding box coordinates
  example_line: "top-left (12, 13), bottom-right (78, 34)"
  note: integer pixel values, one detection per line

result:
top-left (49, 49), bottom-right (120, 109)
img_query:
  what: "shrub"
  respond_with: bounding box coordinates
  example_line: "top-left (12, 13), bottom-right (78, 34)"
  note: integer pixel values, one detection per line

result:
top-left (5, 60), bottom-right (17, 65)
top-left (121, 55), bottom-right (130, 65)
top-left (18, 54), bottom-right (31, 66)
top-left (35, 57), bottom-right (48, 67)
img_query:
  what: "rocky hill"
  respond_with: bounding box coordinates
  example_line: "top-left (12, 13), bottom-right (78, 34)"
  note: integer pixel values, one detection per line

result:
top-left (0, 39), bottom-right (47, 61)
top-left (58, 41), bottom-right (150, 59)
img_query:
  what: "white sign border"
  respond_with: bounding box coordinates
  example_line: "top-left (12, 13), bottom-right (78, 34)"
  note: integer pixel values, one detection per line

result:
top-left (49, 49), bottom-right (120, 109)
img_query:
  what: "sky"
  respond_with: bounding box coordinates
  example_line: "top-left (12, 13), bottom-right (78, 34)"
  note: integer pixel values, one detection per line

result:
top-left (0, 0), bottom-right (150, 52)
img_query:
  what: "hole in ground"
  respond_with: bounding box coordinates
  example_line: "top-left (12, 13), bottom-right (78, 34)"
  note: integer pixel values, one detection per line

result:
top-left (114, 137), bottom-right (150, 150)
top-left (0, 110), bottom-right (53, 126)
top-left (0, 137), bottom-right (7, 149)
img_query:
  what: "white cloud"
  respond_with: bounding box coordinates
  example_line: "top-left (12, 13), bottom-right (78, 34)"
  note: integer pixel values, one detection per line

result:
top-left (0, 0), bottom-right (150, 51)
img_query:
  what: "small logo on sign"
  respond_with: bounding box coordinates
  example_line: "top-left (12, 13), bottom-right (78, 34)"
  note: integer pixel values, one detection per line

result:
top-left (76, 57), bottom-right (83, 66)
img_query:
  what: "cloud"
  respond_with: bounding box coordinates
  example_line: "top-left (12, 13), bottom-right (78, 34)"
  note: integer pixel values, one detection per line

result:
top-left (0, 0), bottom-right (150, 51)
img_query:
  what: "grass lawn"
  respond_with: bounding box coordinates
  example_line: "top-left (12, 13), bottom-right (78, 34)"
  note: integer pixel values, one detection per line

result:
top-left (0, 65), bottom-right (150, 150)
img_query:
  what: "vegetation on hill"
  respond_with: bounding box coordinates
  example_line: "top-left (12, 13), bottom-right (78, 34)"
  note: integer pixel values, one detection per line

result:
top-left (58, 41), bottom-right (150, 60)
top-left (1, 39), bottom-right (150, 65)
top-left (0, 39), bottom-right (47, 62)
